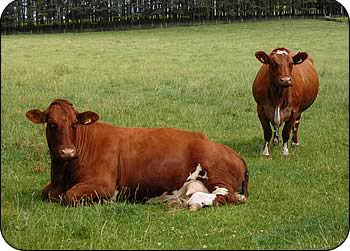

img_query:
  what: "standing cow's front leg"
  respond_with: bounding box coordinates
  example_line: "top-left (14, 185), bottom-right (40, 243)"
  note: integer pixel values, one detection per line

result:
top-left (64, 179), bottom-right (115, 206)
top-left (257, 106), bottom-right (272, 157)
top-left (282, 113), bottom-right (298, 156)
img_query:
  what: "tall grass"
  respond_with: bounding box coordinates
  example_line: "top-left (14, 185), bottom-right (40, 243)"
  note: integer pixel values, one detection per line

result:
top-left (1, 19), bottom-right (348, 250)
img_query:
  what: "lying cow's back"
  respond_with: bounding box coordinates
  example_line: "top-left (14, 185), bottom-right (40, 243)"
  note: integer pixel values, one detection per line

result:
top-left (75, 122), bottom-right (246, 200)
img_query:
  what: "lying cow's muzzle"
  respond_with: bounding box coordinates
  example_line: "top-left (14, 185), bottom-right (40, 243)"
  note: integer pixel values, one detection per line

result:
top-left (58, 147), bottom-right (77, 160)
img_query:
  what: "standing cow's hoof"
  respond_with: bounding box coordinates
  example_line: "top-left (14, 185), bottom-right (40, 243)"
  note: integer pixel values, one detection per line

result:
top-left (262, 142), bottom-right (271, 158)
top-left (282, 142), bottom-right (289, 156)
top-left (262, 152), bottom-right (271, 160)
top-left (261, 152), bottom-right (271, 160)
top-left (262, 154), bottom-right (271, 160)
top-left (292, 142), bottom-right (299, 147)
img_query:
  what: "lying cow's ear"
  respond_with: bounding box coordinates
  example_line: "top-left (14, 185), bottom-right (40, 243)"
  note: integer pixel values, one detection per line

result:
top-left (255, 51), bottom-right (270, 64)
top-left (26, 109), bottom-right (45, 124)
top-left (77, 111), bottom-right (99, 125)
top-left (293, 52), bottom-right (308, 65)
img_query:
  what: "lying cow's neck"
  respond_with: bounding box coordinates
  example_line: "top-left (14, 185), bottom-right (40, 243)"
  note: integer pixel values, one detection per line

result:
top-left (50, 158), bottom-right (78, 193)
top-left (48, 122), bottom-right (107, 193)
top-left (48, 127), bottom-right (88, 193)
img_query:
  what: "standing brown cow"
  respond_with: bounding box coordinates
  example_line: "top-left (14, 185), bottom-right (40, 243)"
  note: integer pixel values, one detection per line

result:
top-left (252, 48), bottom-right (319, 157)
top-left (26, 99), bottom-right (249, 207)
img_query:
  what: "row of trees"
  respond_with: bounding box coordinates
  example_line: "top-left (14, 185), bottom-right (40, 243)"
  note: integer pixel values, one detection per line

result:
top-left (1, 0), bottom-right (347, 33)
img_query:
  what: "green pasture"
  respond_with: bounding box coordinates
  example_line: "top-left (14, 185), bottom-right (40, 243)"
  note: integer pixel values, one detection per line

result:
top-left (1, 19), bottom-right (349, 250)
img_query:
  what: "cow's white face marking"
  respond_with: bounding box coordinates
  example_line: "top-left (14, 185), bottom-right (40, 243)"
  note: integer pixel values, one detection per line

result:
top-left (276, 50), bottom-right (288, 55)
top-left (187, 192), bottom-right (216, 207)
top-left (187, 186), bottom-right (228, 210)
top-left (274, 106), bottom-right (280, 128)
top-left (282, 142), bottom-right (289, 155)
top-left (263, 142), bottom-right (270, 156)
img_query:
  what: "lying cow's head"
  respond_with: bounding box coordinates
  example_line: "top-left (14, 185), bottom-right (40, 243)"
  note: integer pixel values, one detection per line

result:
top-left (26, 99), bottom-right (99, 160)
top-left (255, 48), bottom-right (308, 88)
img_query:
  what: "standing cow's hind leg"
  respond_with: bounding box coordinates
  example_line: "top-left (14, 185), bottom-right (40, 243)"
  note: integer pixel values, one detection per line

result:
top-left (282, 113), bottom-right (298, 156)
top-left (257, 107), bottom-right (272, 158)
top-left (292, 115), bottom-right (301, 147)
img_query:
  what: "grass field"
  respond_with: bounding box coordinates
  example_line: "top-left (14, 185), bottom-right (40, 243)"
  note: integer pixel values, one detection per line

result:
top-left (1, 19), bottom-right (349, 250)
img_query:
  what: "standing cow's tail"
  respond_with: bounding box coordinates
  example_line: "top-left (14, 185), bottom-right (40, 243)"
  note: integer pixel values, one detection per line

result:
top-left (241, 158), bottom-right (249, 199)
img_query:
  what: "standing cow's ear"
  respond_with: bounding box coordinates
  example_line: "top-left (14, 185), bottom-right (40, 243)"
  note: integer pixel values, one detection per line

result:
top-left (26, 109), bottom-right (45, 124)
top-left (77, 111), bottom-right (99, 125)
top-left (292, 52), bottom-right (308, 65)
top-left (255, 51), bottom-right (270, 64)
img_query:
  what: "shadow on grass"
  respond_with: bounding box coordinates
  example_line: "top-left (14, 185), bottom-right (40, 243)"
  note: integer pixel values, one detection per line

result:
top-left (221, 136), bottom-right (263, 160)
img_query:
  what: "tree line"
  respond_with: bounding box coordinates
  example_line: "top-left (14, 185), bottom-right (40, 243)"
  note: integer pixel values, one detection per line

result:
top-left (1, 0), bottom-right (347, 34)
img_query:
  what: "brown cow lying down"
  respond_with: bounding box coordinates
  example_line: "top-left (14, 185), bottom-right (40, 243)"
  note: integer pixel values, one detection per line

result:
top-left (26, 99), bottom-right (249, 207)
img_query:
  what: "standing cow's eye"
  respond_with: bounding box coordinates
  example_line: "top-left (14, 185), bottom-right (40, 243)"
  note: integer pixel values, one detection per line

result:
top-left (48, 122), bottom-right (57, 129)
top-left (271, 62), bottom-right (277, 68)
top-left (72, 121), bottom-right (78, 129)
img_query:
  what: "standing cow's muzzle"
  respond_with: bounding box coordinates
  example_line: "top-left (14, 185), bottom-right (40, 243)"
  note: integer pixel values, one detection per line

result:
top-left (279, 76), bottom-right (292, 87)
top-left (58, 146), bottom-right (77, 160)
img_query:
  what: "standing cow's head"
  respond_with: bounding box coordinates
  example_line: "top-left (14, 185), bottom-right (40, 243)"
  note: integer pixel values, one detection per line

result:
top-left (255, 48), bottom-right (308, 88)
top-left (26, 99), bottom-right (99, 160)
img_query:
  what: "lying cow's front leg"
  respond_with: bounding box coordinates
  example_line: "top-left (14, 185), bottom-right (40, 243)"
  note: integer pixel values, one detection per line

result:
top-left (64, 179), bottom-right (115, 206)
top-left (42, 183), bottom-right (64, 202)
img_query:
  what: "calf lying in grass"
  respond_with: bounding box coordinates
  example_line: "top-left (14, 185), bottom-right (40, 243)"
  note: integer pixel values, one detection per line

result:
top-left (147, 164), bottom-right (248, 211)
